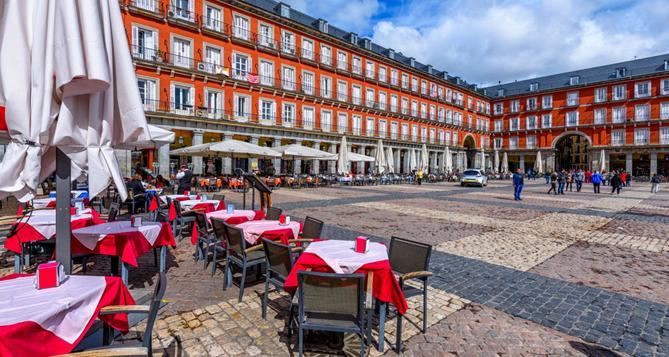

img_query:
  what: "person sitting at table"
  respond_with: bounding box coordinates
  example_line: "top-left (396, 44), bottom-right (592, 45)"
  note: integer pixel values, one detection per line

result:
top-left (126, 174), bottom-right (146, 213)
top-left (176, 165), bottom-right (193, 194)
top-left (155, 175), bottom-right (170, 189)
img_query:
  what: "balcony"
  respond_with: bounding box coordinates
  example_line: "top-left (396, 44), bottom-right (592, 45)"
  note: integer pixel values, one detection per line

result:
top-left (200, 17), bottom-right (230, 40)
top-left (127, 0), bottom-right (163, 19)
top-left (167, 5), bottom-right (198, 30)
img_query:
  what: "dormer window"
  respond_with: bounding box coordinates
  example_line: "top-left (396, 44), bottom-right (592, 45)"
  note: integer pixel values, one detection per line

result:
top-left (529, 82), bottom-right (539, 92)
top-left (569, 76), bottom-right (580, 85)
top-left (616, 67), bottom-right (627, 78)
top-left (278, 2), bottom-right (290, 17)
top-left (349, 32), bottom-right (358, 45)
top-left (497, 88), bottom-right (505, 97)
top-left (664, 60), bottom-right (669, 71)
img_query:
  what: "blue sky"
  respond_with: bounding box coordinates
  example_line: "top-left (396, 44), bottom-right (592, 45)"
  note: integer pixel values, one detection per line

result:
top-left (283, 0), bottom-right (669, 86)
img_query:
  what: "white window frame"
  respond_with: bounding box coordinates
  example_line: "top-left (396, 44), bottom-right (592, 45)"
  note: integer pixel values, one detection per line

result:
top-left (611, 130), bottom-right (625, 146)
top-left (233, 93), bottom-right (251, 121)
top-left (259, 97), bottom-right (276, 123)
top-left (542, 95), bottom-right (553, 109)
top-left (282, 102), bottom-right (296, 127)
top-left (635, 81), bottom-right (651, 98)
top-left (634, 128), bottom-right (650, 145)
top-left (567, 91), bottom-right (579, 106)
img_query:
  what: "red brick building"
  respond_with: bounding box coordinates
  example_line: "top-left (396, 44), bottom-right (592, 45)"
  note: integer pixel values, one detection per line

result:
top-left (118, 0), bottom-right (492, 177)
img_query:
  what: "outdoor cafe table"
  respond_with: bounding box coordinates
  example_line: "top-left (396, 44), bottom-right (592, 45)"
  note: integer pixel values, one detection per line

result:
top-left (159, 194), bottom-right (197, 204)
top-left (206, 209), bottom-right (265, 225)
top-left (0, 274), bottom-right (134, 357)
top-left (72, 221), bottom-right (176, 284)
top-left (31, 191), bottom-right (91, 209)
top-left (234, 220), bottom-right (302, 245)
top-left (284, 240), bottom-right (407, 351)
top-left (5, 208), bottom-right (104, 272)
top-left (178, 199), bottom-right (224, 213)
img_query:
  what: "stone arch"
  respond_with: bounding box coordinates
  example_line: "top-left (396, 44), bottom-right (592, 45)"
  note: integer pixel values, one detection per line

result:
top-left (552, 131), bottom-right (592, 171)
top-left (551, 131), bottom-right (592, 149)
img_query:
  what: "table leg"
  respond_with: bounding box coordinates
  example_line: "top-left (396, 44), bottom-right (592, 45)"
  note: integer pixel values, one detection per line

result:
top-left (160, 246), bottom-right (167, 272)
top-left (14, 249), bottom-right (21, 273)
top-left (111, 256), bottom-right (119, 277)
top-left (121, 262), bottom-right (128, 285)
top-left (378, 302), bottom-right (387, 351)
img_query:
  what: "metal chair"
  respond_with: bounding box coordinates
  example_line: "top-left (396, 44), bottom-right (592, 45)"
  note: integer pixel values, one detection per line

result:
top-left (266, 206), bottom-right (283, 221)
top-left (172, 199), bottom-right (195, 239)
top-left (212, 194), bottom-right (225, 202)
top-left (193, 212), bottom-right (215, 266)
top-left (297, 271), bottom-right (367, 357)
top-left (62, 272), bottom-right (167, 357)
top-left (222, 223), bottom-right (265, 302)
top-left (261, 239), bottom-right (295, 320)
top-left (301, 216), bottom-right (323, 239)
top-left (107, 203), bottom-right (120, 222)
top-left (209, 218), bottom-right (229, 277)
top-left (388, 236), bottom-right (433, 352)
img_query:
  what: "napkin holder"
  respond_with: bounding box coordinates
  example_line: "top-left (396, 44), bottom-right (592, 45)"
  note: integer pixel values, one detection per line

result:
top-left (226, 203), bottom-right (235, 214)
top-left (35, 261), bottom-right (66, 289)
top-left (130, 215), bottom-right (143, 227)
top-left (355, 236), bottom-right (369, 253)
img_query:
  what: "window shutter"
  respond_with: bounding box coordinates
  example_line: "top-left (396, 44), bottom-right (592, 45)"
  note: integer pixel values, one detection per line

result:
top-left (169, 84), bottom-right (175, 110)
top-left (188, 87), bottom-right (195, 113)
top-left (131, 26), bottom-right (138, 53)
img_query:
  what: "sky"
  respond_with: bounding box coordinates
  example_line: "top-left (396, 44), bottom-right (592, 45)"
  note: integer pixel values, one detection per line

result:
top-left (282, 0), bottom-right (669, 86)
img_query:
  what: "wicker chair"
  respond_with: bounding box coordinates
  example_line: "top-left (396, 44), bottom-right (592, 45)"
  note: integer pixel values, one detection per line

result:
top-left (266, 206), bottom-right (283, 221)
top-left (297, 271), bottom-right (367, 357)
top-left (222, 223), bottom-right (265, 302)
top-left (388, 236), bottom-right (433, 352)
top-left (261, 239), bottom-right (295, 320)
top-left (61, 272), bottom-right (167, 357)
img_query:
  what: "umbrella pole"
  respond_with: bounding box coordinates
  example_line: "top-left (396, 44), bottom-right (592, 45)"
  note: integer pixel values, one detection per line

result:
top-left (55, 148), bottom-right (72, 274)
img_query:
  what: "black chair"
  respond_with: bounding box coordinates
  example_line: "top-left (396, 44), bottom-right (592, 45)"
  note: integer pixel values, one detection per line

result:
top-left (297, 271), bottom-right (367, 357)
top-left (68, 272), bottom-right (167, 357)
top-left (388, 236), bottom-right (433, 352)
top-left (212, 194), bottom-right (225, 202)
top-left (107, 203), bottom-right (120, 222)
top-left (172, 199), bottom-right (195, 239)
top-left (194, 212), bottom-right (215, 266)
top-left (301, 216), bottom-right (323, 239)
top-left (266, 206), bottom-right (283, 221)
top-left (209, 218), bottom-right (229, 277)
top-left (261, 239), bottom-right (295, 320)
top-left (222, 223), bottom-right (265, 302)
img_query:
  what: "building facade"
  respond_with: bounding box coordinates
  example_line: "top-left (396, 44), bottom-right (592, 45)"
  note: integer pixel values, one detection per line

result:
top-left (117, 0), bottom-right (493, 177)
top-left (485, 54), bottom-right (669, 177)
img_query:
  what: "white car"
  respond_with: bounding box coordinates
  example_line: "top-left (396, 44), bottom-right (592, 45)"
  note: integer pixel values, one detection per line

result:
top-left (460, 169), bottom-right (488, 187)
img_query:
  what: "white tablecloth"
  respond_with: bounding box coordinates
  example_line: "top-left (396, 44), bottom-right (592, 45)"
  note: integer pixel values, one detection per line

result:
top-left (0, 275), bottom-right (106, 344)
top-left (18, 211), bottom-right (94, 240)
top-left (159, 194), bottom-right (196, 203)
top-left (72, 221), bottom-right (162, 250)
top-left (206, 210), bottom-right (256, 222)
top-left (178, 199), bottom-right (221, 211)
top-left (305, 240), bottom-right (388, 274)
top-left (31, 198), bottom-right (56, 209)
top-left (235, 220), bottom-right (301, 245)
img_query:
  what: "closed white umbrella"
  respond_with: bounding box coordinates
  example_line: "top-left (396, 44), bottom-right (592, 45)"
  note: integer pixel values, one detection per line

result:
top-left (375, 140), bottom-right (386, 174)
top-left (599, 149), bottom-right (606, 172)
top-left (534, 151), bottom-right (544, 174)
top-left (171, 139), bottom-right (280, 158)
top-left (494, 150), bottom-right (500, 173)
top-left (386, 146), bottom-right (395, 174)
top-left (275, 144), bottom-right (337, 160)
top-left (502, 152), bottom-right (509, 173)
top-left (409, 149), bottom-right (417, 171)
top-left (337, 136), bottom-right (348, 174)
top-left (420, 144), bottom-right (429, 174)
top-left (445, 146), bottom-right (452, 173)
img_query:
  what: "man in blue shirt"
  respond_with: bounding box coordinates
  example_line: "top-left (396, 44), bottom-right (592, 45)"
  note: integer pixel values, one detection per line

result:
top-left (513, 168), bottom-right (524, 201)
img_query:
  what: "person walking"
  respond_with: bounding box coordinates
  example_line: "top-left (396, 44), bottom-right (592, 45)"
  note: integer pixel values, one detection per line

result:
top-left (557, 170), bottom-right (566, 195)
top-left (513, 168), bottom-right (524, 201)
top-left (620, 171), bottom-right (627, 189)
top-left (547, 171), bottom-right (558, 195)
top-left (610, 171), bottom-right (622, 195)
top-left (544, 171), bottom-right (550, 184)
top-left (651, 173), bottom-right (661, 193)
top-left (575, 169), bottom-right (584, 192)
top-left (626, 172), bottom-right (632, 187)
top-left (585, 170), bottom-right (592, 183)
top-left (566, 171), bottom-right (573, 192)
top-left (591, 170), bottom-right (602, 193)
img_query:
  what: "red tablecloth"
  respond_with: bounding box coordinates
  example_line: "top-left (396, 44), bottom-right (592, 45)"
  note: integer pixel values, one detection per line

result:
top-left (72, 222), bottom-right (176, 267)
top-left (0, 274), bottom-right (134, 357)
top-left (284, 252), bottom-right (408, 315)
top-left (5, 209), bottom-right (104, 253)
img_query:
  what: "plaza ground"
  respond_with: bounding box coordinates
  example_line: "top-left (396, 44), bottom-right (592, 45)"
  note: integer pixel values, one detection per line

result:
top-left (1, 179), bottom-right (668, 356)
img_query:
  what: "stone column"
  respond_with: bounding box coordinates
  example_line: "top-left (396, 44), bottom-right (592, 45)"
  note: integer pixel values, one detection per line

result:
top-left (519, 154), bottom-right (525, 172)
top-left (191, 130), bottom-right (204, 175)
top-left (430, 151), bottom-right (437, 173)
top-left (158, 144), bottom-right (170, 177)
top-left (625, 151), bottom-right (633, 173)
top-left (394, 148), bottom-right (400, 174)
top-left (221, 133), bottom-right (233, 175)
top-left (357, 145), bottom-right (366, 174)
top-left (272, 138), bottom-right (282, 174)
top-left (651, 151), bottom-right (658, 175)
top-left (346, 143), bottom-right (352, 173)
top-left (294, 140), bottom-right (302, 175)
top-left (329, 143), bottom-right (337, 174)
top-left (312, 141), bottom-right (321, 174)
top-left (114, 149), bottom-right (132, 178)
top-left (249, 136), bottom-right (260, 173)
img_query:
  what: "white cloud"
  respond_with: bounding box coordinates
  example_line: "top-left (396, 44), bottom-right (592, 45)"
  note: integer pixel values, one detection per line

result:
top-left (282, 0), bottom-right (380, 35)
top-left (369, 0), bottom-right (667, 85)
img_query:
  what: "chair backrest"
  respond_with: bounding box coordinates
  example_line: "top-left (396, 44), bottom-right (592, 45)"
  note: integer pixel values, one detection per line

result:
top-left (213, 194), bottom-right (225, 202)
top-left (172, 199), bottom-right (184, 218)
top-left (194, 212), bottom-right (210, 238)
top-left (223, 222), bottom-right (247, 258)
top-left (143, 272), bottom-right (167, 349)
top-left (155, 211), bottom-right (169, 222)
top-left (262, 238), bottom-right (293, 281)
top-left (266, 206), bottom-right (283, 220)
top-left (298, 271), bottom-right (364, 319)
top-left (108, 203), bottom-right (120, 222)
top-left (388, 236), bottom-right (432, 275)
top-left (301, 216), bottom-right (323, 239)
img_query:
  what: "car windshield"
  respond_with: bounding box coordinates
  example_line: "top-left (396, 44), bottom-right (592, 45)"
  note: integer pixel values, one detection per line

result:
top-left (464, 170), bottom-right (480, 176)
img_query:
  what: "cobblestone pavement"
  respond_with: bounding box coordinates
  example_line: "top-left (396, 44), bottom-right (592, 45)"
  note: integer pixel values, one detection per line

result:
top-left (2, 180), bottom-right (669, 356)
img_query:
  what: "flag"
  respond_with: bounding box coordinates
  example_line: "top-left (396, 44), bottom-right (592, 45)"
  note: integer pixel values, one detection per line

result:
top-left (247, 73), bottom-right (259, 84)
top-left (149, 196), bottom-right (159, 212)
